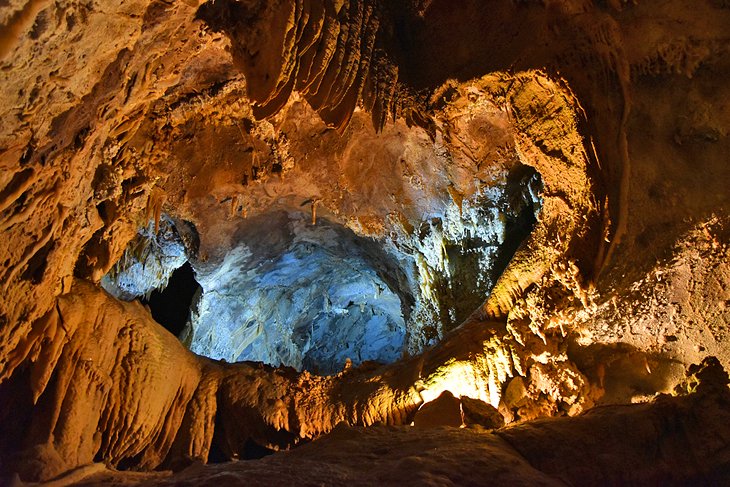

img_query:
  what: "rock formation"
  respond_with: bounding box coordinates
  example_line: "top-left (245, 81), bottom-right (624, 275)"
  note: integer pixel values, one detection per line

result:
top-left (0, 0), bottom-right (728, 484)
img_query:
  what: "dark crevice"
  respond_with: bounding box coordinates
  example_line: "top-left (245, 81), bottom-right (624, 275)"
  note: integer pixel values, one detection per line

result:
top-left (74, 226), bottom-right (110, 279)
top-left (0, 168), bottom-right (34, 208)
top-left (170, 218), bottom-right (201, 258)
top-left (241, 439), bottom-right (276, 460)
top-left (0, 365), bottom-right (34, 476)
top-left (491, 165), bottom-right (542, 285)
top-left (21, 239), bottom-right (54, 284)
top-left (116, 451), bottom-right (146, 472)
top-left (207, 410), bottom-right (230, 464)
top-left (141, 262), bottom-right (201, 337)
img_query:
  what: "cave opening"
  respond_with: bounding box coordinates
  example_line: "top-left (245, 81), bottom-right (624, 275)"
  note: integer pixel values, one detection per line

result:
top-left (182, 210), bottom-right (411, 375)
top-left (491, 164), bottom-right (542, 284)
top-left (141, 262), bottom-right (201, 337)
top-left (102, 162), bottom-right (542, 377)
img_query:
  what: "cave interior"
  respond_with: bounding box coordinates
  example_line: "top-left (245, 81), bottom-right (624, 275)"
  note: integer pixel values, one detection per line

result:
top-left (0, 0), bottom-right (729, 485)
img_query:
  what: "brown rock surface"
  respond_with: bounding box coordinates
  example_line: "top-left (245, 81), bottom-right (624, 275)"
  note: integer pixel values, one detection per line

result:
top-left (412, 390), bottom-right (462, 428)
top-left (0, 0), bottom-right (728, 483)
top-left (460, 396), bottom-right (505, 430)
top-left (65, 359), bottom-right (730, 486)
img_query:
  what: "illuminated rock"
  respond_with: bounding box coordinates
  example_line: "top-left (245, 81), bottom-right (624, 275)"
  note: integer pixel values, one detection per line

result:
top-left (184, 211), bottom-right (408, 374)
top-left (0, 0), bottom-right (729, 483)
top-left (101, 216), bottom-right (188, 301)
top-left (460, 395), bottom-right (504, 430)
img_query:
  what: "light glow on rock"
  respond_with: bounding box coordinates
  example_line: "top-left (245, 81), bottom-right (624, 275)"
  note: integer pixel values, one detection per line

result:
top-left (184, 211), bottom-right (408, 374)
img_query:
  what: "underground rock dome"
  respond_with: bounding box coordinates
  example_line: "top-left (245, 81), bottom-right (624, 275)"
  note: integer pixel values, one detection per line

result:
top-left (0, 0), bottom-right (729, 484)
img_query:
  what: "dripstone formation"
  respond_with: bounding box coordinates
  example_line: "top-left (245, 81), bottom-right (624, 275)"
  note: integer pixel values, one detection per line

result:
top-left (0, 0), bottom-right (728, 484)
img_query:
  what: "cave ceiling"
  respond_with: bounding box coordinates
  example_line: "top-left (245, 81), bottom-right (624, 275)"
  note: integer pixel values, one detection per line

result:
top-left (0, 0), bottom-right (729, 484)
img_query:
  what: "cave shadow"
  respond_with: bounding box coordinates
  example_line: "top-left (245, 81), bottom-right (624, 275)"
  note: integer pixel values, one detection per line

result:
top-left (0, 365), bottom-right (35, 479)
top-left (489, 164), bottom-right (542, 289)
top-left (140, 261), bottom-right (201, 337)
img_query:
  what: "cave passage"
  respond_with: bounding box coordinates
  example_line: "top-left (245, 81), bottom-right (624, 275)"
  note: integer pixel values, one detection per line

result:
top-left (183, 211), bottom-right (411, 375)
top-left (101, 166), bottom-right (543, 376)
top-left (141, 262), bottom-right (201, 336)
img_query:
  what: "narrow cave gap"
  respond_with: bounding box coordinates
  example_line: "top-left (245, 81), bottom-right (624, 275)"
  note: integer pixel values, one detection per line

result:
top-left (0, 365), bottom-right (35, 462)
top-left (490, 164), bottom-right (543, 285)
top-left (207, 438), bottom-right (275, 463)
top-left (206, 411), bottom-right (232, 464)
top-left (20, 238), bottom-right (53, 284)
top-left (241, 439), bottom-right (276, 460)
top-left (206, 411), bottom-right (276, 463)
top-left (116, 451), bottom-right (146, 472)
top-left (140, 262), bottom-right (201, 337)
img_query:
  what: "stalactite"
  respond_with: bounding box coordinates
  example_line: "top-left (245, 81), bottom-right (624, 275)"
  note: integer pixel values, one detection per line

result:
top-left (197, 0), bottom-right (407, 132)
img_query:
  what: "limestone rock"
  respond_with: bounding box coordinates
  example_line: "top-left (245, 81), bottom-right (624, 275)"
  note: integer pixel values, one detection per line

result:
top-left (0, 0), bottom-right (729, 483)
top-left (46, 370), bottom-right (730, 486)
top-left (503, 376), bottom-right (529, 410)
top-left (413, 390), bottom-right (462, 428)
top-left (460, 395), bottom-right (505, 430)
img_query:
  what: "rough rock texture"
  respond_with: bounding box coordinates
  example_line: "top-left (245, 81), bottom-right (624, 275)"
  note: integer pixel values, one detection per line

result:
top-left (182, 211), bottom-right (408, 373)
top-left (0, 279), bottom-right (416, 480)
top-left (412, 390), bottom-right (462, 428)
top-left (0, 0), bottom-right (729, 483)
top-left (100, 215), bottom-right (189, 301)
top-left (64, 359), bottom-right (730, 486)
top-left (460, 395), bottom-right (505, 430)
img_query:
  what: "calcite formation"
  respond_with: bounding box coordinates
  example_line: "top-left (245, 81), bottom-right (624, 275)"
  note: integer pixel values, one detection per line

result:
top-left (34, 358), bottom-right (730, 485)
top-left (0, 0), bottom-right (729, 484)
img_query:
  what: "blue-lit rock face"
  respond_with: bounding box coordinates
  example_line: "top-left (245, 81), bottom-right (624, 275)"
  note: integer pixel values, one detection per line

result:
top-left (101, 165), bottom-right (542, 375)
top-left (101, 216), bottom-right (188, 301)
top-left (184, 211), bottom-right (410, 375)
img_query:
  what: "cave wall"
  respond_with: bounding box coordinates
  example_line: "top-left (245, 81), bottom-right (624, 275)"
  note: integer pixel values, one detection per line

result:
top-left (76, 359), bottom-right (730, 486)
top-left (0, 0), bottom-right (729, 482)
